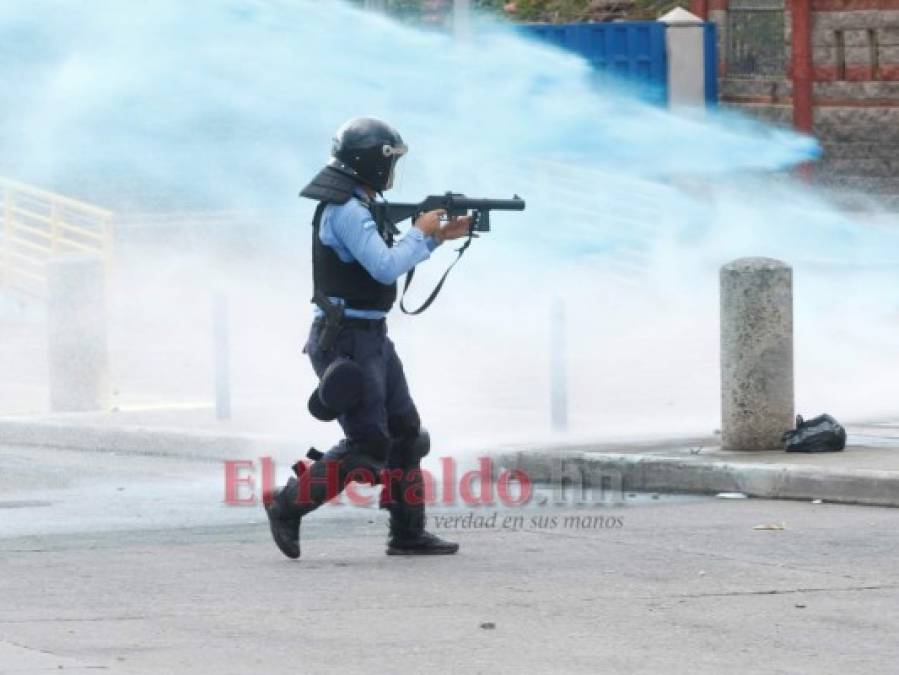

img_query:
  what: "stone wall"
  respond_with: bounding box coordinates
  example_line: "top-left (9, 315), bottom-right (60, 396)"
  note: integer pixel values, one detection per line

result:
top-left (705, 0), bottom-right (899, 202)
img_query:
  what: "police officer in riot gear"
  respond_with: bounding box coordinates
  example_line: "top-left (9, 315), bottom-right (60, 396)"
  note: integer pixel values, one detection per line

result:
top-left (263, 117), bottom-right (470, 559)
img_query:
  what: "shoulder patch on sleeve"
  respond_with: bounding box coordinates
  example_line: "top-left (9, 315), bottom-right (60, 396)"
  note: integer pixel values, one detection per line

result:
top-left (342, 198), bottom-right (377, 230)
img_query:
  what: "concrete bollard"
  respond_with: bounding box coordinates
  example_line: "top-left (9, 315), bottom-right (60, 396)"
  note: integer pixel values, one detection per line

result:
top-left (46, 255), bottom-right (109, 412)
top-left (720, 257), bottom-right (794, 451)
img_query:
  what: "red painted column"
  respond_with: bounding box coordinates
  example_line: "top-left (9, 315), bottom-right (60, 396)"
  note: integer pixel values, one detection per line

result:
top-left (691, 0), bottom-right (709, 19)
top-left (791, 0), bottom-right (814, 134)
top-left (790, 0), bottom-right (814, 180)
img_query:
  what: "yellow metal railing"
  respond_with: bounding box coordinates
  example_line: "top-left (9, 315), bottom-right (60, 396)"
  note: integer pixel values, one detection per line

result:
top-left (0, 178), bottom-right (114, 297)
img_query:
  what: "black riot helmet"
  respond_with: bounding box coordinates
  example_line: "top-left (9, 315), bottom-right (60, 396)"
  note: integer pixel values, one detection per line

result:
top-left (330, 117), bottom-right (408, 192)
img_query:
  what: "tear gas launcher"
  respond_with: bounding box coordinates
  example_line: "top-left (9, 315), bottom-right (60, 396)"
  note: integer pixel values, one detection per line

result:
top-left (369, 192), bottom-right (526, 315)
top-left (370, 192), bottom-right (526, 235)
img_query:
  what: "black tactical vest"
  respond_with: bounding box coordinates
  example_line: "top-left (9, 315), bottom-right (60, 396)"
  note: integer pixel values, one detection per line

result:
top-left (311, 201), bottom-right (397, 312)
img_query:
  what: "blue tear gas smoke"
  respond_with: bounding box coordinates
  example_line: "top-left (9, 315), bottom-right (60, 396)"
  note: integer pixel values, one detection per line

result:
top-left (0, 0), bottom-right (815, 209)
top-left (1, 0), bottom-right (898, 448)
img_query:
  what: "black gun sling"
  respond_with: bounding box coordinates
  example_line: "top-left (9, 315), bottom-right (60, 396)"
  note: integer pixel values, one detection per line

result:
top-left (399, 233), bottom-right (475, 315)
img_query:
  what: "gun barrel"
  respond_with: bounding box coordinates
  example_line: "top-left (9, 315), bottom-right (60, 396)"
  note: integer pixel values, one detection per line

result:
top-left (371, 194), bottom-right (526, 229)
top-left (452, 196), bottom-right (526, 212)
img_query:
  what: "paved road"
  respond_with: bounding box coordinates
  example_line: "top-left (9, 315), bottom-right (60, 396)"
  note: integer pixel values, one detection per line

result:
top-left (1, 445), bottom-right (897, 674)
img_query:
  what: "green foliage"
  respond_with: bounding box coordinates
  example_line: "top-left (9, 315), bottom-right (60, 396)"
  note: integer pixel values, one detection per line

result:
top-left (492, 1), bottom-right (689, 22)
top-left (349, 0), bottom-right (689, 23)
top-left (625, 0), bottom-right (689, 20)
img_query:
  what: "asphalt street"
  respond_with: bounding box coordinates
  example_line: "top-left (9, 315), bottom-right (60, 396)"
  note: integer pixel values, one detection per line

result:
top-left (1, 445), bottom-right (897, 674)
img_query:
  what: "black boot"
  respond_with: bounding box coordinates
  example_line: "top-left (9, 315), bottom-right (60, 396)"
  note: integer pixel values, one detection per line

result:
top-left (385, 468), bottom-right (459, 556)
top-left (263, 454), bottom-right (346, 560)
top-left (387, 512), bottom-right (460, 555)
top-left (264, 442), bottom-right (384, 560)
top-left (264, 476), bottom-right (303, 559)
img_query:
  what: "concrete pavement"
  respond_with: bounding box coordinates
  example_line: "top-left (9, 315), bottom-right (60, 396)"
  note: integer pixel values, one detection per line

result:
top-left (0, 442), bottom-right (898, 674)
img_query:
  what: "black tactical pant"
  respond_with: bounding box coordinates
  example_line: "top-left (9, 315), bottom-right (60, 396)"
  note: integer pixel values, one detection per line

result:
top-left (304, 319), bottom-right (425, 497)
top-left (292, 319), bottom-right (431, 541)
top-left (306, 318), bottom-right (421, 451)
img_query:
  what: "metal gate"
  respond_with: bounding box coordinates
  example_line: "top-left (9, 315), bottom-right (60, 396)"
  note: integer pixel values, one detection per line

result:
top-left (521, 22), bottom-right (669, 104)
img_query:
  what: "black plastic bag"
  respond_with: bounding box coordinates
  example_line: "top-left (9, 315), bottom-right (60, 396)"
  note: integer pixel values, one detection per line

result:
top-left (782, 414), bottom-right (846, 453)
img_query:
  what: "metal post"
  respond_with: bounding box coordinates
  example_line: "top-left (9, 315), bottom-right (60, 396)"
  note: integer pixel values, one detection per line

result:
top-left (213, 292), bottom-right (231, 420)
top-left (102, 215), bottom-right (116, 292)
top-left (47, 255), bottom-right (109, 411)
top-left (550, 297), bottom-right (568, 433)
top-left (720, 258), bottom-right (794, 451)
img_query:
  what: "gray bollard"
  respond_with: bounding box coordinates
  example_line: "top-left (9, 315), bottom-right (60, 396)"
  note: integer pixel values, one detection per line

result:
top-left (720, 257), bottom-right (794, 451)
top-left (46, 255), bottom-right (109, 412)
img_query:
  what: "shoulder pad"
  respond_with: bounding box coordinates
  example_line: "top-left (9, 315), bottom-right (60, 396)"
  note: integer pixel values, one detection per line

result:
top-left (299, 166), bottom-right (358, 204)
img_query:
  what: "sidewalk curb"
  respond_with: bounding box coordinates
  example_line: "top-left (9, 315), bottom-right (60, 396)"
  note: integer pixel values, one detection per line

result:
top-left (0, 419), bottom-right (296, 460)
top-left (496, 449), bottom-right (899, 508)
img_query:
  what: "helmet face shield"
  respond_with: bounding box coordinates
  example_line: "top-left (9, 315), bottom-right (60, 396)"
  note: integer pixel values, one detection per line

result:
top-left (384, 143), bottom-right (407, 191)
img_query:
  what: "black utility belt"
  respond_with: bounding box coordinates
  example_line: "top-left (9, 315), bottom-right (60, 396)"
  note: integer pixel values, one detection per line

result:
top-left (314, 316), bottom-right (386, 331)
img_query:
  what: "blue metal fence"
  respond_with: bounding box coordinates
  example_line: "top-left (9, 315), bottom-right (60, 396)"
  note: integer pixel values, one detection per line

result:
top-left (521, 22), bottom-right (669, 104)
top-left (521, 21), bottom-right (720, 107)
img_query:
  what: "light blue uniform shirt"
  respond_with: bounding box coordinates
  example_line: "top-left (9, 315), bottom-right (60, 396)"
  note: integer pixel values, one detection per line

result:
top-left (315, 188), bottom-right (440, 319)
